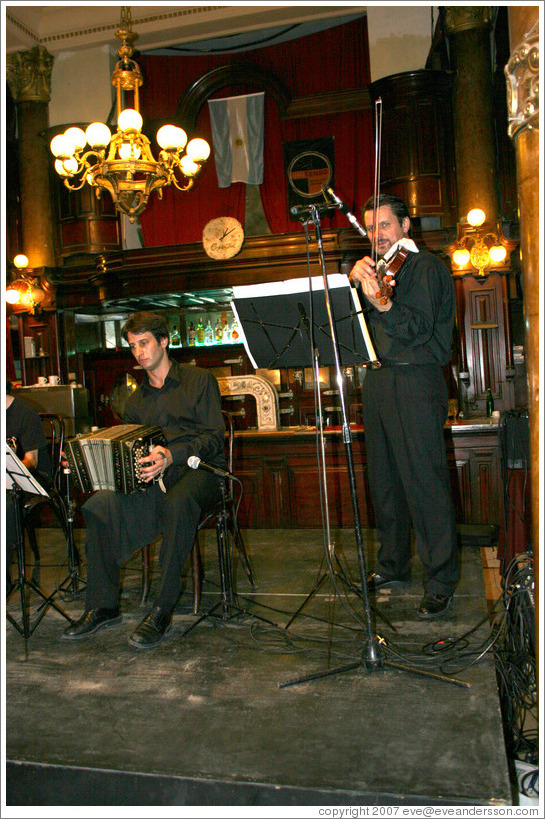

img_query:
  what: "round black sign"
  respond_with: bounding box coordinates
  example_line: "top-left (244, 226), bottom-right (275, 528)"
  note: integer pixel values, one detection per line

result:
top-left (287, 151), bottom-right (333, 199)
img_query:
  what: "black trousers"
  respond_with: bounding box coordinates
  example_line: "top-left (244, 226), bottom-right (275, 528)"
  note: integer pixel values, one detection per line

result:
top-left (361, 364), bottom-right (459, 597)
top-left (82, 469), bottom-right (221, 612)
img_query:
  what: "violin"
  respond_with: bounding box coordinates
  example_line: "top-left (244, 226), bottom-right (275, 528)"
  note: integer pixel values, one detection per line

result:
top-left (375, 246), bottom-right (410, 305)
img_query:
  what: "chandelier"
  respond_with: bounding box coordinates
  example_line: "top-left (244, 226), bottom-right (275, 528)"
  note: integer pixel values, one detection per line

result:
top-left (49, 7), bottom-right (210, 222)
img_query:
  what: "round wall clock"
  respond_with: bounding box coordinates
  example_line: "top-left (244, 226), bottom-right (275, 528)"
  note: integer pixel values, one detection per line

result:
top-left (202, 217), bottom-right (244, 260)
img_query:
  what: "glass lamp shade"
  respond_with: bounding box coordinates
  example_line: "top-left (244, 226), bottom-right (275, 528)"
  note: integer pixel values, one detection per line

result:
top-left (453, 247), bottom-right (470, 267)
top-left (64, 127), bottom-right (87, 152)
top-left (118, 108), bottom-right (143, 132)
top-left (50, 133), bottom-right (71, 158)
top-left (467, 208), bottom-right (486, 228)
top-left (157, 125), bottom-right (187, 150)
top-left (13, 254), bottom-right (29, 269)
top-left (118, 142), bottom-right (142, 160)
top-left (180, 155), bottom-right (199, 177)
top-left (86, 122), bottom-right (112, 148)
top-left (6, 285), bottom-right (22, 304)
top-left (489, 244), bottom-right (507, 263)
top-left (186, 138), bottom-right (210, 162)
top-left (55, 157), bottom-right (78, 176)
top-left (59, 132), bottom-right (78, 157)
top-left (29, 284), bottom-right (45, 305)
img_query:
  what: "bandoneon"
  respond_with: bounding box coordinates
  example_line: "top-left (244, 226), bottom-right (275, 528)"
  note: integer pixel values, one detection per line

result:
top-left (65, 424), bottom-right (166, 493)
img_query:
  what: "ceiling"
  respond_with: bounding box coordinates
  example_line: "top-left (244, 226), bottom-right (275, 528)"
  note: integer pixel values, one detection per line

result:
top-left (5, 4), bottom-right (367, 56)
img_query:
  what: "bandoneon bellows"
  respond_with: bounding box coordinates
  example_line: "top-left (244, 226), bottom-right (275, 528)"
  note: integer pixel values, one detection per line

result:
top-left (65, 424), bottom-right (166, 493)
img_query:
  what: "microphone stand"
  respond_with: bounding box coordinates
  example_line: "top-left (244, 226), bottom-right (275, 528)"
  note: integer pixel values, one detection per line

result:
top-left (56, 462), bottom-right (86, 599)
top-left (284, 205), bottom-right (383, 678)
top-left (280, 206), bottom-right (464, 690)
top-left (181, 476), bottom-right (276, 638)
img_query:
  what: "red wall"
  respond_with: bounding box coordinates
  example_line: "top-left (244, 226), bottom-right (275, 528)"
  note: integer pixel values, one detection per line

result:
top-left (138, 17), bottom-right (373, 246)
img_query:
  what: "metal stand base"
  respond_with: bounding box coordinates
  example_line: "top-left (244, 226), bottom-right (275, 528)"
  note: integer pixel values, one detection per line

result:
top-left (283, 554), bottom-right (396, 633)
top-left (6, 486), bottom-right (72, 657)
top-left (279, 653), bottom-right (471, 690)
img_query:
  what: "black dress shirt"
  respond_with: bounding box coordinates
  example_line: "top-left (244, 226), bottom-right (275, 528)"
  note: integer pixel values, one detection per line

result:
top-left (364, 249), bottom-right (455, 365)
top-left (6, 397), bottom-right (52, 484)
top-left (123, 360), bottom-right (227, 488)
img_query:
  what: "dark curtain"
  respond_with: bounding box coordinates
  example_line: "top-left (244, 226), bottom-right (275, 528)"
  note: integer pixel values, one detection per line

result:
top-left (138, 16), bottom-right (373, 247)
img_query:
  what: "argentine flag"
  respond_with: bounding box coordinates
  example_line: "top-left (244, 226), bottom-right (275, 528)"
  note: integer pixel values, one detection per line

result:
top-left (208, 92), bottom-right (265, 188)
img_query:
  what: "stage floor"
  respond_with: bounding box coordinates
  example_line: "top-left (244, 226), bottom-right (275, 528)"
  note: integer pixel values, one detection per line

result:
top-left (4, 526), bottom-right (514, 808)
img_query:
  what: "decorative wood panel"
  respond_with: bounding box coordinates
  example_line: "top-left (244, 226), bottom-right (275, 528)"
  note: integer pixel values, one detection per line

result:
top-left (369, 70), bottom-right (457, 227)
top-left (459, 271), bottom-right (516, 415)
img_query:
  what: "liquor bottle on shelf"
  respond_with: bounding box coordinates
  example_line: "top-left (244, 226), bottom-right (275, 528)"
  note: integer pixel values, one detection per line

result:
top-left (222, 312), bottom-right (231, 344)
top-left (230, 317), bottom-right (240, 343)
top-left (214, 316), bottom-right (223, 343)
top-left (486, 389), bottom-right (494, 417)
top-left (204, 319), bottom-right (214, 345)
top-left (170, 324), bottom-right (181, 347)
top-left (187, 321), bottom-right (196, 347)
top-left (196, 317), bottom-right (205, 345)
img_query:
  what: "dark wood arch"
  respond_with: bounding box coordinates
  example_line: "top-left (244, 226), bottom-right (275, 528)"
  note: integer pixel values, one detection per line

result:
top-left (174, 62), bottom-right (291, 132)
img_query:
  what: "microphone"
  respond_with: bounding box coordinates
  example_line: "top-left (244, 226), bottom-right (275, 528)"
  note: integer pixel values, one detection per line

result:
top-left (289, 202), bottom-right (338, 220)
top-left (187, 455), bottom-right (232, 479)
top-left (322, 186), bottom-right (367, 238)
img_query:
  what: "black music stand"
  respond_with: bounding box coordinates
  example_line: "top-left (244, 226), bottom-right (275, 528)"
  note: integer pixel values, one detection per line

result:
top-left (231, 273), bottom-right (378, 371)
top-left (232, 274), bottom-right (390, 628)
top-left (6, 445), bottom-right (72, 654)
top-left (232, 209), bottom-right (462, 689)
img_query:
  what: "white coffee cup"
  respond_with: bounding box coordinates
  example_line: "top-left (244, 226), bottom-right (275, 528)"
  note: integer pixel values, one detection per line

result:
top-left (37, 376), bottom-right (47, 386)
top-left (48, 375), bottom-right (60, 385)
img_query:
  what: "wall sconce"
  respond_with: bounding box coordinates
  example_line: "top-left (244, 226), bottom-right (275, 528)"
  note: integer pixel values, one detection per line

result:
top-left (6, 255), bottom-right (46, 314)
top-left (451, 209), bottom-right (507, 276)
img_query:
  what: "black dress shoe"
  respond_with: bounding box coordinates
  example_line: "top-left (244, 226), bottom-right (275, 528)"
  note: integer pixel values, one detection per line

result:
top-left (63, 608), bottom-right (122, 640)
top-left (417, 594), bottom-right (453, 619)
top-left (367, 571), bottom-right (409, 592)
top-left (128, 607), bottom-right (172, 650)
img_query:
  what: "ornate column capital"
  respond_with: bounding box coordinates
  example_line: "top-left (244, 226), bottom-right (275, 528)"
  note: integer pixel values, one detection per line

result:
top-left (505, 20), bottom-right (539, 139)
top-left (444, 6), bottom-right (494, 36)
top-left (6, 46), bottom-right (54, 104)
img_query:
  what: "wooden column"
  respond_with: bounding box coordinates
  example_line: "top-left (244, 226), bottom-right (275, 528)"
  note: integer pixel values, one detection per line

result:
top-left (505, 7), bottom-right (539, 651)
top-left (6, 46), bottom-right (56, 268)
top-left (445, 7), bottom-right (499, 221)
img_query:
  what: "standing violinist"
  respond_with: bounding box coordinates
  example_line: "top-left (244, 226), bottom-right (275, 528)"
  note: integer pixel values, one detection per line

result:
top-left (349, 193), bottom-right (458, 619)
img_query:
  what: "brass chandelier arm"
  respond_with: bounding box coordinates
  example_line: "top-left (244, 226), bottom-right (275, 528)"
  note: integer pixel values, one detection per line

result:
top-left (169, 173), bottom-right (196, 193)
top-left (59, 148), bottom-right (106, 190)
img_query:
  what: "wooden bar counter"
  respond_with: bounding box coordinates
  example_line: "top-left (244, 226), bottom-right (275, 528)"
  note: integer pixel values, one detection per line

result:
top-left (230, 419), bottom-right (502, 529)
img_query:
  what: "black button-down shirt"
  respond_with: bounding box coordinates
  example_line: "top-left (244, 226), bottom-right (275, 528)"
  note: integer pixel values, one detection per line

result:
top-left (365, 249), bottom-right (455, 365)
top-left (123, 360), bottom-right (226, 487)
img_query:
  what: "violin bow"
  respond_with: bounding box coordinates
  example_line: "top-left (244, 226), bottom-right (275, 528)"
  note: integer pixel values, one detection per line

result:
top-left (372, 97), bottom-right (383, 272)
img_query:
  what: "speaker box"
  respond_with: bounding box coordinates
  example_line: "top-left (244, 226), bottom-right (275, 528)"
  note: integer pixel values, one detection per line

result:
top-left (500, 410), bottom-right (530, 469)
top-left (457, 523), bottom-right (500, 548)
